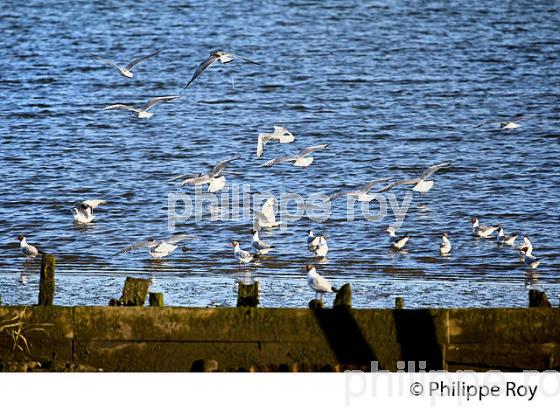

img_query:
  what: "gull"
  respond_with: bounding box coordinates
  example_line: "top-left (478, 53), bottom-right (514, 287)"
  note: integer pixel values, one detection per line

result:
top-left (17, 235), bottom-right (43, 259)
top-left (103, 95), bottom-right (181, 119)
top-left (259, 144), bottom-right (329, 168)
top-left (184, 50), bottom-right (263, 88)
top-left (474, 113), bottom-right (524, 129)
top-left (73, 199), bottom-right (107, 224)
top-left (256, 126), bottom-right (295, 158)
top-left (114, 234), bottom-right (193, 259)
top-left (386, 226), bottom-right (410, 250)
top-left (519, 236), bottom-right (546, 269)
top-left (470, 217), bottom-right (499, 238)
top-left (231, 240), bottom-right (254, 265)
top-left (305, 265), bottom-right (338, 301)
top-left (379, 162), bottom-right (451, 194)
top-left (307, 229), bottom-right (321, 251)
top-left (251, 229), bottom-right (274, 255)
top-left (496, 226), bottom-right (520, 246)
top-left (168, 156), bottom-right (239, 193)
top-left (328, 178), bottom-right (393, 202)
top-left (89, 50), bottom-right (160, 78)
top-left (253, 197), bottom-right (282, 230)
top-left (313, 234), bottom-right (328, 258)
top-left (440, 232), bottom-right (452, 255)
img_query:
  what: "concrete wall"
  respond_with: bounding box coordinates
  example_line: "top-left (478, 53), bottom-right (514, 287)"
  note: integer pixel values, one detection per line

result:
top-left (0, 306), bottom-right (559, 371)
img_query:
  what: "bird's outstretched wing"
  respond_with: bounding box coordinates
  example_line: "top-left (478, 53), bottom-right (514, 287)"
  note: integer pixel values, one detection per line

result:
top-left (257, 134), bottom-right (273, 158)
top-left (298, 144), bottom-right (329, 157)
top-left (166, 233), bottom-right (197, 244)
top-left (184, 54), bottom-right (219, 88)
top-left (358, 177), bottom-right (394, 193)
top-left (143, 95), bottom-right (181, 111)
top-left (88, 53), bottom-right (121, 71)
top-left (378, 179), bottom-right (418, 192)
top-left (124, 50), bottom-right (161, 70)
top-left (103, 104), bottom-right (141, 113)
top-left (114, 239), bottom-right (157, 255)
top-left (82, 199), bottom-right (107, 209)
top-left (210, 156), bottom-right (240, 177)
top-left (231, 54), bottom-right (264, 66)
top-left (419, 162), bottom-right (451, 180)
top-left (167, 173), bottom-right (200, 182)
top-left (259, 156), bottom-right (296, 167)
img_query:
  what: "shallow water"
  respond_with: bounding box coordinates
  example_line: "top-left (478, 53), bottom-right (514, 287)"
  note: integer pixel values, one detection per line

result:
top-left (1, 0), bottom-right (559, 308)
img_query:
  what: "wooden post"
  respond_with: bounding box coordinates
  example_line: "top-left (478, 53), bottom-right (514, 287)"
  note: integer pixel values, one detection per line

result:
top-left (149, 292), bottom-right (164, 307)
top-left (395, 297), bottom-right (404, 309)
top-left (333, 283), bottom-right (352, 309)
top-left (237, 281), bottom-right (259, 307)
top-left (38, 254), bottom-right (56, 306)
top-left (528, 289), bottom-right (551, 307)
top-left (308, 299), bottom-right (324, 309)
top-left (191, 359), bottom-right (219, 372)
top-left (109, 277), bottom-right (150, 306)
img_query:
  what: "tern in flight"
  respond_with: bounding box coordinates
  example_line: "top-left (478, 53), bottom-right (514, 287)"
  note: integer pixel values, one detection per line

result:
top-left (259, 144), bottom-right (329, 168)
top-left (379, 162), bottom-right (451, 194)
top-left (168, 156), bottom-right (239, 193)
top-left (103, 95), bottom-right (181, 118)
top-left (256, 126), bottom-right (295, 158)
top-left (89, 50), bottom-right (160, 78)
top-left (114, 234), bottom-right (194, 260)
top-left (184, 50), bottom-right (262, 88)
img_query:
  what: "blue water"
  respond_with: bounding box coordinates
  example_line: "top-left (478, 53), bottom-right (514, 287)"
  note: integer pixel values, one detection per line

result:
top-left (1, 0), bottom-right (559, 308)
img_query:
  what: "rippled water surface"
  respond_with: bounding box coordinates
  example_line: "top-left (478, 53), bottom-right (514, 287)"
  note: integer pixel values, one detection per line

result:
top-left (1, 0), bottom-right (559, 308)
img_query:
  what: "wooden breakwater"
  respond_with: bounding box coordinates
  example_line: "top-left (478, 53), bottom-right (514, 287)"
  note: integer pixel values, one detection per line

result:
top-left (1, 306), bottom-right (559, 372)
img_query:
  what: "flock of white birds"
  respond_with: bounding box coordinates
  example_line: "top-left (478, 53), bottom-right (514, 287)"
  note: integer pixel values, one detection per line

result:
top-left (15, 49), bottom-right (542, 301)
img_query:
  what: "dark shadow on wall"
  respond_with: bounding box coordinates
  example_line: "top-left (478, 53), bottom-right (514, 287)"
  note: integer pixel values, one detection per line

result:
top-left (392, 309), bottom-right (443, 370)
top-left (311, 307), bottom-right (377, 366)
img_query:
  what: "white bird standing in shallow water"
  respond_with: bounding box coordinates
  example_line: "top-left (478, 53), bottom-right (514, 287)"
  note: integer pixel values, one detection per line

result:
top-left (496, 226), bottom-right (520, 246)
top-left (184, 50), bottom-right (263, 88)
top-left (379, 162), bottom-right (451, 194)
top-left (73, 199), bottom-right (107, 224)
top-left (256, 126), bottom-right (295, 158)
top-left (470, 217), bottom-right (499, 238)
top-left (520, 236), bottom-right (546, 269)
top-left (386, 226), bottom-right (410, 250)
top-left (103, 95), bottom-right (181, 119)
top-left (231, 240), bottom-right (254, 265)
top-left (440, 232), bottom-right (452, 255)
top-left (114, 234), bottom-right (193, 260)
top-left (259, 144), bottom-right (329, 168)
top-left (251, 229), bottom-right (274, 255)
top-left (168, 156), bottom-right (239, 193)
top-left (89, 50), bottom-right (161, 78)
top-left (305, 265), bottom-right (338, 301)
top-left (312, 234), bottom-right (328, 259)
top-left (253, 197), bottom-right (282, 230)
top-left (18, 235), bottom-right (43, 259)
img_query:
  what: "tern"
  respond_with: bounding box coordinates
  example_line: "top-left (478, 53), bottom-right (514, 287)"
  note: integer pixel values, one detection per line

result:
top-left (73, 199), bottom-right (107, 224)
top-left (306, 265), bottom-right (338, 301)
top-left (184, 50), bottom-right (262, 88)
top-left (259, 144), bottom-right (329, 168)
top-left (168, 156), bottom-right (239, 193)
top-left (379, 162), bottom-right (451, 194)
top-left (251, 229), bottom-right (274, 255)
top-left (17, 235), bottom-right (43, 259)
top-left (253, 197), bottom-right (282, 230)
top-left (114, 234), bottom-right (193, 259)
top-left (496, 226), bottom-right (520, 246)
top-left (231, 240), bottom-right (254, 265)
top-left (328, 178), bottom-right (393, 202)
top-left (474, 113), bottom-right (524, 129)
top-left (386, 226), bottom-right (410, 250)
top-left (103, 95), bottom-right (181, 119)
top-left (470, 217), bottom-right (499, 238)
top-left (256, 126), bottom-right (295, 158)
top-left (89, 50), bottom-right (161, 78)
top-left (519, 236), bottom-right (545, 269)
top-left (440, 232), bottom-right (452, 255)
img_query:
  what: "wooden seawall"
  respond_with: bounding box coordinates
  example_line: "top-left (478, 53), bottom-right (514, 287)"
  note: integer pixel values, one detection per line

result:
top-left (1, 306), bottom-right (559, 371)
